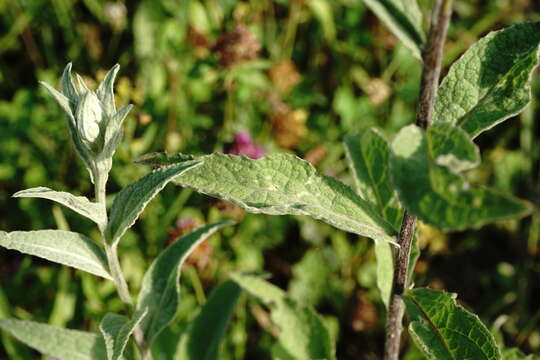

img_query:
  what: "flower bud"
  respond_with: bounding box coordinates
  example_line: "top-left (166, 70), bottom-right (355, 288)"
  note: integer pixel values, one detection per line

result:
top-left (76, 91), bottom-right (103, 146)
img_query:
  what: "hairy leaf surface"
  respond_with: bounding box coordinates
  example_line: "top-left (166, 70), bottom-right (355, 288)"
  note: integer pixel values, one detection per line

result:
top-left (403, 288), bottom-right (501, 360)
top-left (136, 221), bottom-right (233, 344)
top-left (176, 281), bottom-right (241, 360)
top-left (389, 125), bottom-right (530, 230)
top-left (14, 187), bottom-right (106, 227)
top-left (0, 230), bottom-right (111, 279)
top-left (106, 161), bottom-right (201, 245)
top-left (100, 309), bottom-right (147, 360)
top-left (138, 153), bottom-right (397, 244)
top-left (231, 273), bottom-right (336, 360)
top-left (434, 22), bottom-right (540, 138)
top-left (362, 0), bottom-right (425, 59)
top-left (0, 319), bottom-right (106, 360)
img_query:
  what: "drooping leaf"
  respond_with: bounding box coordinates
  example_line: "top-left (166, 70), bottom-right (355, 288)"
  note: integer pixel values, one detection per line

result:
top-left (106, 161), bottom-right (201, 245)
top-left (136, 221), bottom-right (233, 344)
top-left (0, 318), bottom-right (107, 360)
top-left (403, 288), bottom-right (501, 360)
top-left (434, 22), bottom-right (540, 138)
top-left (231, 273), bottom-right (336, 360)
top-left (362, 0), bottom-right (425, 59)
top-left (502, 348), bottom-right (540, 360)
top-left (13, 187), bottom-right (106, 228)
top-left (100, 308), bottom-right (148, 360)
top-left (0, 230), bottom-right (112, 279)
top-left (389, 125), bottom-right (531, 230)
top-left (138, 153), bottom-right (397, 244)
top-left (176, 281), bottom-right (242, 360)
top-left (344, 129), bottom-right (403, 228)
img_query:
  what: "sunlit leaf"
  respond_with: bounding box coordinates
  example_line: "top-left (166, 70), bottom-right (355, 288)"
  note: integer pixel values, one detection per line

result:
top-left (100, 308), bottom-right (147, 360)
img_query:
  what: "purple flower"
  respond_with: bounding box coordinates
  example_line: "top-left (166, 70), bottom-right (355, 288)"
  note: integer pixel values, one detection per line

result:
top-left (227, 131), bottom-right (265, 159)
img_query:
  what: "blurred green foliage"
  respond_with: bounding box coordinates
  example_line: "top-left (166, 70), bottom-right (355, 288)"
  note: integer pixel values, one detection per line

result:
top-left (1, 0), bottom-right (540, 358)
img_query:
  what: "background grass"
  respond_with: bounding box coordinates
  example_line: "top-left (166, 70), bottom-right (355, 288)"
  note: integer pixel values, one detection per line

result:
top-left (1, 0), bottom-right (540, 358)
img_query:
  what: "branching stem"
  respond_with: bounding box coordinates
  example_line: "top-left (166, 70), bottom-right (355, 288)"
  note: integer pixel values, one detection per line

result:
top-left (384, 1), bottom-right (453, 359)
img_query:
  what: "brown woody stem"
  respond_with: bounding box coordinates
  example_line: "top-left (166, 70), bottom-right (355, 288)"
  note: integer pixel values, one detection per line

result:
top-left (383, 1), bottom-right (453, 359)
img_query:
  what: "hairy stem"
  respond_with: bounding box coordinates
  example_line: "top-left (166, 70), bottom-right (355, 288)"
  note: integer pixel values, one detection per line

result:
top-left (384, 1), bottom-right (453, 359)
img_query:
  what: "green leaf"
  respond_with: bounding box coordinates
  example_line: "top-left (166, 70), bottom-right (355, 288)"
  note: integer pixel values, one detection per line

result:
top-left (13, 187), bottom-right (106, 228)
top-left (434, 22), bottom-right (540, 138)
top-left (231, 273), bottom-right (336, 360)
top-left (100, 308), bottom-right (148, 360)
top-left (0, 318), bottom-right (106, 360)
top-left (389, 125), bottom-right (531, 230)
top-left (176, 281), bottom-right (242, 360)
top-left (344, 129), bottom-right (403, 229)
top-left (0, 230), bottom-right (112, 279)
top-left (136, 221), bottom-right (233, 344)
top-left (96, 64), bottom-right (120, 117)
top-left (362, 0), bottom-right (425, 59)
top-left (403, 288), bottom-right (501, 360)
top-left (138, 153), bottom-right (397, 244)
top-left (502, 348), bottom-right (540, 360)
top-left (427, 123), bottom-right (479, 173)
top-left (106, 162), bottom-right (201, 245)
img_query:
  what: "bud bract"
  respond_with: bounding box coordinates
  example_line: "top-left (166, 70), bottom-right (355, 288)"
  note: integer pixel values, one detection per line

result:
top-left (76, 91), bottom-right (104, 145)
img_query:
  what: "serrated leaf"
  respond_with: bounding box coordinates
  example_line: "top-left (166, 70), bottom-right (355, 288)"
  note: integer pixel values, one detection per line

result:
top-left (176, 281), bottom-right (241, 360)
top-left (344, 129), bottom-right (403, 229)
top-left (106, 162), bottom-right (201, 245)
top-left (13, 187), bottom-right (106, 227)
top-left (434, 22), bottom-right (540, 138)
top-left (389, 125), bottom-right (531, 230)
top-left (0, 318), bottom-right (106, 360)
top-left (362, 0), bottom-right (425, 59)
top-left (503, 348), bottom-right (540, 360)
top-left (0, 230), bottom-right (112, 279)
top-left (136, 221), bottom-right (233, 344)
top-left (403, 288), bottom-right (501, 360)
top-left (100, 308), bottom-right (148, 360)
top-left (231, 273), bottom-right (336, 360)
top-left (138, 153), bottom-right (397, 244)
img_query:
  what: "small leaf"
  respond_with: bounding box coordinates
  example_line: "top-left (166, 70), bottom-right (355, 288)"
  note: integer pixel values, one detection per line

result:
top-left (176, 281), bottom-right (242, 360)
top-left (0, 230), bottom-right (112, 279)
top-left (502, 348), bottom-right (540, 360)
top-left (362, 0), bottom-right (425, 59)
top-left (61, 62), bottom-right (79, 107)
top-left (138, 153), bottom-right (397, 244)
top-left (389, 125), bottom-right (531, 230)
top-left (231, 273), bottom-right (336, 360)
top-left (434, 22), bottom-right (540, 138)
top-left (106, 162), bottom-right (201, 245)
top-left (0, 318), bottom-right (106, 360)
top-left (403, 288), bottom-right (501, 360)
top-left (13, 187), bottom-right (106, 228)
top-left (96, 64), bottom-right (120, 117)
top-left (100, 308), bottom-right (148, 360)
top-left (136, 221), bottom-right (233, 344)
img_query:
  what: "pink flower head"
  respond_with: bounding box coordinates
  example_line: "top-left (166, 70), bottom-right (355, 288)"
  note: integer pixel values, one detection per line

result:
top-left (228, 131), bottom-right (265, 159)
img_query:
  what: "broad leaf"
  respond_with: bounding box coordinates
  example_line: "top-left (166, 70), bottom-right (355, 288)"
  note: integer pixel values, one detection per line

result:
top-left (389, 125), bottom-right (531, 230)
top-left (403, 288), bottom-right (501, 360)
top-left (344, 129), bottom-right (403, 228)
top-left (434, 22), bottom-right (540, 138)
top-left (362, 0), bottom-right (425, 59)
top-left (13, 187), bottom-right (106, 228)
top-left (503, 348), bottom-right (540, 360)
top-left (136, 221), bottom-right (233, 344)
top-left (231, 273), bottom-right (336, 360)
top-left (0, 318), bottom-right (106, 360)
top-left (100, 308), bottom-right (148, 360)
top-left (0, 230), bottom-right (112, 279)
top-left (138, 153), bottom-right (397, 244)
top-left (427, 123), bottom-right (479, 173)
top-left (106, 161), bottom-right (201, 245)
top-left (176, 281), bottom-right (242, 360)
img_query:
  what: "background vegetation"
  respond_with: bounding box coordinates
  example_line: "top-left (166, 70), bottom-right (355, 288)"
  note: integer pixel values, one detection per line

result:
top-left (1, 0), bottom-right (540, 358)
